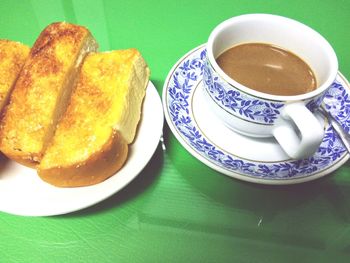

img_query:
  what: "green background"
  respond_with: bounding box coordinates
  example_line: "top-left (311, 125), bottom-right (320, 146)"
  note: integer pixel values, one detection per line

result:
top-left (1, 0), bottom-right (350, 262)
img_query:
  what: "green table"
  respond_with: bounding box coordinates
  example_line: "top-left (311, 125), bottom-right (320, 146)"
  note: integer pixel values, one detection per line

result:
top-left (1, 0), bottom-right (350, 262)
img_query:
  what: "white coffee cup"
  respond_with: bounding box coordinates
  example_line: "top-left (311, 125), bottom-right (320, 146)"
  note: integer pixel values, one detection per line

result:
top-left (203, 14), bottom-right (338, 159)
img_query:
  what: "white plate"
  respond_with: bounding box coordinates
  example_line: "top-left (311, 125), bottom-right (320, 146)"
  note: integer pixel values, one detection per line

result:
top-left (0, 82), bottom-right (163, 216)
top-left (163, 44), bottom-right (350, 185)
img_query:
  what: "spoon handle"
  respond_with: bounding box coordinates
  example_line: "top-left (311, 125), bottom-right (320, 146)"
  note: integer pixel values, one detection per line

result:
top-left (320, 105), bottom-right (350, 153)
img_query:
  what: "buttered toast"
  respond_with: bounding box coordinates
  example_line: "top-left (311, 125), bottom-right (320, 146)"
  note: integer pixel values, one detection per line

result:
top-left (0, 22), bottom-right (97, 166)
top-left (38, 49), bottom-right (150, 187)
top-left (0, 40), bottom-right (29, 112)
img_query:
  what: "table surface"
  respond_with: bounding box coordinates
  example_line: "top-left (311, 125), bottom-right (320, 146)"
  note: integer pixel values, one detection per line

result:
top-left (1, 0), bottom-right (350, 262)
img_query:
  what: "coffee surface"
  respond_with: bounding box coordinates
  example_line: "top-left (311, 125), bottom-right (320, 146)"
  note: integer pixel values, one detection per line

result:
top-left (216, 43), bottom-right (317, 96)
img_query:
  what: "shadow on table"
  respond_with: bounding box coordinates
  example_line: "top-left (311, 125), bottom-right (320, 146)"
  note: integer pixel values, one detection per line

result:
top-left (163, 121), bottom-right (350, 223)
top-left (162, 122), bottom-right (350, 253)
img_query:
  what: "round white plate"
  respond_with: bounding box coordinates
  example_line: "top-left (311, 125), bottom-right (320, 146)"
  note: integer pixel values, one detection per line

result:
top-left (163, 44), bottom-right (350, 185)
top-left (0, 82), bottom-right (163, 216)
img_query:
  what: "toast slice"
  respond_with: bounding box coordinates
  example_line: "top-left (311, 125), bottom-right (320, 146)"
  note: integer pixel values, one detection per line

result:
top-left (38, 49), bottom-right (150, 187)
top-left (0, 22), bottom-right (97, 166)
top-left (0, 40), bottom-right (29, 112)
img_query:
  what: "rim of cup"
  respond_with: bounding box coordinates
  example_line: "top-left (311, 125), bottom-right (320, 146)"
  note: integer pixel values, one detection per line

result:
top-left (206, 13), bottom-right (339, 101)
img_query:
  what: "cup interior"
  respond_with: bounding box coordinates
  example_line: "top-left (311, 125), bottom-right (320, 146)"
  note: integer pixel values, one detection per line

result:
top-left (208, 14), bottom-right (338, 99)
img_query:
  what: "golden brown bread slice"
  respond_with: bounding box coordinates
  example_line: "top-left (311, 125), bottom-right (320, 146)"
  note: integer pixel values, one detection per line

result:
top-left (0, 40), bottom-right (29, 112)
top-left (37, 49), bottom-right (150, 187)
top-left (0, 22), bottom-right (97, 166)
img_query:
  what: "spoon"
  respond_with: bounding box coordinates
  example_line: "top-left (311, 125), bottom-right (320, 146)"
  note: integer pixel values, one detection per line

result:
top-left (319, 105), bottom-right (350, 153)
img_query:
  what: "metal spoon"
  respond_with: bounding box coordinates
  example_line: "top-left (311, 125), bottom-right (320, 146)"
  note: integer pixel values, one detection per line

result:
top-left (319, 105), bottom-right (350, 153)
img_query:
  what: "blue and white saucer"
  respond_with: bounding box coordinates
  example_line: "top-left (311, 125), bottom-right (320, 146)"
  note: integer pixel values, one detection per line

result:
top-left (162, 44), bottom-right (350, 185)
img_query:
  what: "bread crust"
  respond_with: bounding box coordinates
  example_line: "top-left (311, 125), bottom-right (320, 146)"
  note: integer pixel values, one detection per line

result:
top-left (38, 131), bottom-right (128, 187)
top-left (0, 40), bottom-right (30, 113)
top-left (37, 49), bottom-right (149, 187)
top-left (0, 22), bottom-right (97, 166)
top-left (0, 24), bottom-right (149, 187)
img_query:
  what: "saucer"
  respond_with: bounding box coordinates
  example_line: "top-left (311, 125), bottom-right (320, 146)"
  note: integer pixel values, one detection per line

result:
top-left (162, 44), bottom-right (350, 185)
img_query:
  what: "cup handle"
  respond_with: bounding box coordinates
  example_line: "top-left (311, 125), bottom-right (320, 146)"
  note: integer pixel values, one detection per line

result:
top-left (272, 102), bottom-right (324, 159)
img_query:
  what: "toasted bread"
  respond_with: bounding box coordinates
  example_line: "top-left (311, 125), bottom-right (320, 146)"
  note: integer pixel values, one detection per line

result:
top-left (38, 49), bottom-right (150, 187)
top-left (0, 22), bottom-right (97, 166)
top-left (0, 40), bottom-right (29, 112)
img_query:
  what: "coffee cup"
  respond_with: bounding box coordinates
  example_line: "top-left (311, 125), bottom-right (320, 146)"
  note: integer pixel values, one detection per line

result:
top-left (203, 14), bottom-right (338, 159)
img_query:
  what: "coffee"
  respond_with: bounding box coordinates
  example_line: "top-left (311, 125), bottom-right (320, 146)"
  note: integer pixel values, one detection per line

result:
top-left (216, 43), bottom-right (317, 96)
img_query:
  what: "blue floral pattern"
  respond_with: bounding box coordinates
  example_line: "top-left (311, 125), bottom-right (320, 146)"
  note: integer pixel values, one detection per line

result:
top-left (165, 45), bottom-right (349, 180)
top-left (203, 52), bottom-right (327, 124)
top-left (323, 80), bottom-right (350, 133)
top-left (203, 59), bottom-right (283, 124)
